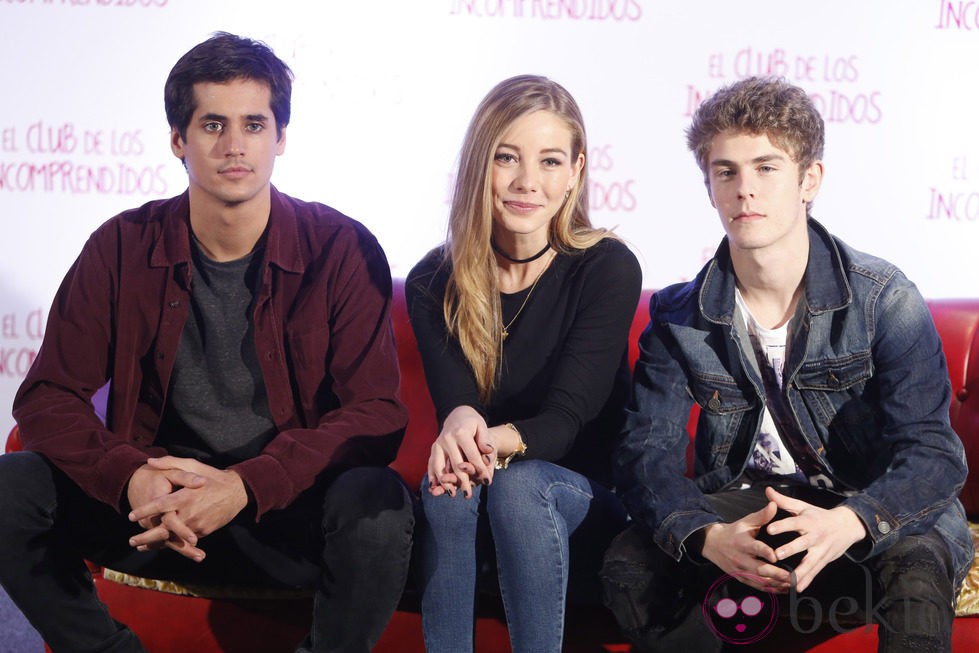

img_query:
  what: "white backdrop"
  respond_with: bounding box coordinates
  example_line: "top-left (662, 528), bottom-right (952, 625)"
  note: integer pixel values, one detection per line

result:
top-left (1, 0), bottom-right (978, 443)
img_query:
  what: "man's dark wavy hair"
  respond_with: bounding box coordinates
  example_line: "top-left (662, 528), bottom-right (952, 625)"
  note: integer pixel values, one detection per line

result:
top-left (164, 32), bottom-right (293, 140)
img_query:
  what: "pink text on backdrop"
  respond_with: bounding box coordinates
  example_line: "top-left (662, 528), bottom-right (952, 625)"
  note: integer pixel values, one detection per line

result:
top-left (0, 160), bottom-right (168, 195)
top-left (588, 145), bottom-right (637, 212)
top-left (935, 1), bottom-right (979, 29)
top-left (448, 0), bottom-right (642, 20)
top-left (6, 0), bottom-right (170, 8)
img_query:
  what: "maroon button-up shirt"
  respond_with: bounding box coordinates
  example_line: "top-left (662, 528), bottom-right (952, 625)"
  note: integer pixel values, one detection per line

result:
top-left (13, 186), bottom-right (407, 519)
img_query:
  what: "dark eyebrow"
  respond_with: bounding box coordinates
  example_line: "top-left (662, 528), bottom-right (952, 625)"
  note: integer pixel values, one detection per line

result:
top-left (496, 142), bottom-right (569, 157)
top-left (198, 113), bottom-right (270, 123)
top-left (710, 153), bottom-right (788, 168)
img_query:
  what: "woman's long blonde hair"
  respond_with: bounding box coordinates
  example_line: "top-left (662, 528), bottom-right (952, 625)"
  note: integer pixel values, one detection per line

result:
top-left (443, 74), bottom-right (613, 403)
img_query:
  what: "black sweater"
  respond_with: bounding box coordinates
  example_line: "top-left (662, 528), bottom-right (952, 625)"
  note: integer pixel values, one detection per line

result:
top-left (405, 238), bottom-right (642, 485)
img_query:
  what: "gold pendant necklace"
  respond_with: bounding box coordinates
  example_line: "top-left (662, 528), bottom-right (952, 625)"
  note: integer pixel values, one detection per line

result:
top-left (501, 251), bottom-right (553, 341)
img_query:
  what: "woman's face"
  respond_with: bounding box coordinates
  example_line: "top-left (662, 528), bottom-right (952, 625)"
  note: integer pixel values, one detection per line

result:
top-left (490, 110), bottom-right (583, 245)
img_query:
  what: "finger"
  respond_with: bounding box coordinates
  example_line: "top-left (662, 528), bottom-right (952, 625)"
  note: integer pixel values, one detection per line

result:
top-left (161, 512), bottom-right (198, 546)
top-left (129, 524), bottom-right (172, 549)
top-left (744, 500), bottom-right (778, 529)
top-left (147, 456), bottom-right (210, 477)
top-left (466, 423), bottom-right (492, 479)
top-left (749, 537), bottom-right (779, 565)
top-left (740, 571), bottom-right (791, 594)
top-left (129, 496), bottom-right (177, 523)
top-left (450, 464), bottom-right (473, 498)
top-left (765, 486), bottom-right (808, 515)
top-left (766, 512), bottom-right (805, 537)
top-left (161, 469), bottom-right (207, 489)
top-left (164, 538), bottom-right (206, 563)
top-left (436, 470), bottom-right (460, 497)
top-left (771, 531), bottom-right (810, 563)
top-left (788, 557), bottom-right (820, 593)
top-left (145, 455), bottom-right (191, 470)
top-left (753, 560), bottom-right (792, 585)
top-left (480, 463), bottom-right (495, 486)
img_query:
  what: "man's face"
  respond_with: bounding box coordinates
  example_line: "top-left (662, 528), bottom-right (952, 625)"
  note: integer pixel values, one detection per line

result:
top-left (171, 78), bottom-right (285, 211)
top-left (705, 131), bottom-right (821, 255)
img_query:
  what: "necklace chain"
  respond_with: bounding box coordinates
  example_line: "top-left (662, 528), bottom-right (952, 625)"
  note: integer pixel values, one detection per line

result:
top-left (501, 251), bottom-right (553, 341)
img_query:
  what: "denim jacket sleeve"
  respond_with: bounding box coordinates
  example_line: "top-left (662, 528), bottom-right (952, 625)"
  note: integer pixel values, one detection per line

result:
top-left (836, 274), bottom-right (967, 561)
top-left (614, 290), bottom-right (721, 561)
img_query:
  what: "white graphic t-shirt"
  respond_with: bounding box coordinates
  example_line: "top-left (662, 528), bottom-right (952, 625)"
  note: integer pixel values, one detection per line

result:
top-left (736, 290), bottom-right (807, 483)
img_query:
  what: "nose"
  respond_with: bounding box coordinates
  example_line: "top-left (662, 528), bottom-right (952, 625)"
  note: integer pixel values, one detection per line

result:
top-left (512, 163), bottom-right (538, 192)
top-left (736, 174), bottom-right (755, 199)
top-left (223, 130), bottom-right (244, 158)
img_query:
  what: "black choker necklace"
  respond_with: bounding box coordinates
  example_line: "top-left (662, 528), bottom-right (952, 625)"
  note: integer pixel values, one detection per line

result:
top-left (491, 239), bottom-right (551, 264)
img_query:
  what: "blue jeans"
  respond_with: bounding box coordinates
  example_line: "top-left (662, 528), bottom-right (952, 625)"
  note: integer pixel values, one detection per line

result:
top-left (416, 459), bottom-right (627, 653)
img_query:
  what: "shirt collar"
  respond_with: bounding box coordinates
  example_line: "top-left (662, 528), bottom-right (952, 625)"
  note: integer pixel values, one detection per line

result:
top-left (149, 185), bottom-right (305, 276)
top-left (699, 218), bottom-right (852, 324)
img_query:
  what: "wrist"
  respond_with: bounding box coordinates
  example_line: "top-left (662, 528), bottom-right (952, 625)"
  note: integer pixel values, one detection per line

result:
top-left (495, 423), bottom-right (527, 469)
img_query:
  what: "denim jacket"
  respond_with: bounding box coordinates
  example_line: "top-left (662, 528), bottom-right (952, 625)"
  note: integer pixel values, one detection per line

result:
top-left (615, 219), bottom-right (973, 586)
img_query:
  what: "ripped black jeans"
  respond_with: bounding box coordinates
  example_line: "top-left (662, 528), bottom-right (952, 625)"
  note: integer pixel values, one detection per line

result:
top-left (599, 486), bottom-right (957, 653)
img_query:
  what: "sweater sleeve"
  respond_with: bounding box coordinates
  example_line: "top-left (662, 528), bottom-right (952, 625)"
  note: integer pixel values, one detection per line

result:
top-left (510, 240), bottom-right (642, 461)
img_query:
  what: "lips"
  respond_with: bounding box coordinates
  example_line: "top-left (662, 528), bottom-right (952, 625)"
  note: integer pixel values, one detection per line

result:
top-left (219, 165), bottom-right (252, 178)
top-left (503, 200), bottom-right (542, 214)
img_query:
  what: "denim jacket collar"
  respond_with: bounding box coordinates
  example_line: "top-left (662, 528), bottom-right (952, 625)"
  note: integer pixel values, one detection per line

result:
top-left (699, 218), bottom-right (853, 325)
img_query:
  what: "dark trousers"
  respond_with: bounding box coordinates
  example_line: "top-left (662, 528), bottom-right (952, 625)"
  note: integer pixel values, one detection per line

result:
top-left (0, 451), bottom-right (414, 653)
top-left (599, 486), bottom-right (956, 653)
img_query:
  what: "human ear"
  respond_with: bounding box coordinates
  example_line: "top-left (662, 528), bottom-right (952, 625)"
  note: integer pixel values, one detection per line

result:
top-left (801, 160), bottom-right (824, 202)
top-left (568, 151), bottom-right (585, 192)
top-left (169, 126), bottom-right (185, 159)
top-left (276, 125), bottom-right (287, 156)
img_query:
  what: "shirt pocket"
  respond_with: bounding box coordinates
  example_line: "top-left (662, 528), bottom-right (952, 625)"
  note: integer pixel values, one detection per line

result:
top-left (687, 371), bottom-right (756, 468)
top-left (793, 353), bottom-right (879, 458)
top-left (688, 371), bottom-right (755, 415)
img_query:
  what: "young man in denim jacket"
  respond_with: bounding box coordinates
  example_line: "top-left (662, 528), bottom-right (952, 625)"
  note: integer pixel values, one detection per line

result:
top-left (601, 76), bottom-right (971, 652)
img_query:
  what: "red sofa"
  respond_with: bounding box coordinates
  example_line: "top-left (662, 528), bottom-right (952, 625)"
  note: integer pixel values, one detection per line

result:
top-left (6, 283), bottom-right (979, 652)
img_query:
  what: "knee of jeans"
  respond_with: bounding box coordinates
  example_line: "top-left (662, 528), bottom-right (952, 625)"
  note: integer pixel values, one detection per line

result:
top-left (877, 536), bottom-right (955, 604)
top-left (0, 453), bottom-right (56, 541)
top-left (0, 452), bottom-right (51, 504)
top-left (420, 478), bottom-right (482, 519)
top-left (323, 467), bottom-right (413, 535)
top-left (486, 459), bottom-right (579, 513)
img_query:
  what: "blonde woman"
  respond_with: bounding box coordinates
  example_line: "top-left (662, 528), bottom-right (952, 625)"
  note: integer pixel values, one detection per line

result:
top-left (406, 75), bottom-right (642, 652)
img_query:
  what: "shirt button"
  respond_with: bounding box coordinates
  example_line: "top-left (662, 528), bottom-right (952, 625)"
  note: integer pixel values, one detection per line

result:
top-left (877, 521), bottom-right (892, 535)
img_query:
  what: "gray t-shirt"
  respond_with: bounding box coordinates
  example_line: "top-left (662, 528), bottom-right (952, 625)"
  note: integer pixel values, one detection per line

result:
top-left (156, 237), bottom-right (276, 465)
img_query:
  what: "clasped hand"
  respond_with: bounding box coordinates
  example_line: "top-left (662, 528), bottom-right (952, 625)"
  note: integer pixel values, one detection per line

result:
top-left (126, 456), bottom-right (249, 562)
top-left (428, 406), bottom-right (497, 499)
top-left (701, 486), bottom-right (867, 593)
